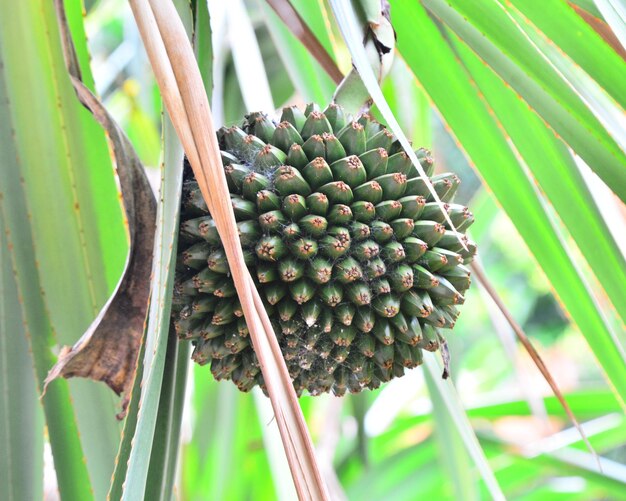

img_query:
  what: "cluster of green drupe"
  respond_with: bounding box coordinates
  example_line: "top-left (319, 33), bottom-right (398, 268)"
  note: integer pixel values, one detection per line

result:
top-left (174, 103), bottom-right (476, 396)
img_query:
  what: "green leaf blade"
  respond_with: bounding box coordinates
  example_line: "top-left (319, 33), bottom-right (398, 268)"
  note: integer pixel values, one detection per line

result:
top-left (0, 0), bottom-right (141, 496)
top-left (421, 0), bottom-right (626, 202)
top-left (0, 217), bottom-right (44, 501)
top-left (507, 0), bottom-right (626, 113)
top-left (392, 0), bottom-right (626, 406)
top-left (0, 23), bottom-right (96, 499)
top-left (447, 31), bottom-right (626, 326)
top-left (120, 115), bottom-right (184, 501)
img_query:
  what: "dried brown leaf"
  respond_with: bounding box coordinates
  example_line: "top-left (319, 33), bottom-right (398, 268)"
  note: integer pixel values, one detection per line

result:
top-left (45, 1), bottom-right (156, 418)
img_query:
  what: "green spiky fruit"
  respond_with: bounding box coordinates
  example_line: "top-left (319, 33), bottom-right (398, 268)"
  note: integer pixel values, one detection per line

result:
top-left (174, 103), bottom-right (476, 396)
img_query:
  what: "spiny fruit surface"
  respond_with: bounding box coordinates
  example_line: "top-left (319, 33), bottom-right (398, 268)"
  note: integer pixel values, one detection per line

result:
top-left (173, 102), bottom-right (476, 396)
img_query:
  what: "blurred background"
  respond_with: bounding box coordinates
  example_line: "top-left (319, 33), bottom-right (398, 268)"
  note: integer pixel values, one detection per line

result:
top-left (6, 0), bottom-right (625, 499)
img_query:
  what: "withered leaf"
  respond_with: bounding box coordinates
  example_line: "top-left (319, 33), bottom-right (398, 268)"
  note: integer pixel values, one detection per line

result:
top-left (45, 0), bottom-right (156, 418)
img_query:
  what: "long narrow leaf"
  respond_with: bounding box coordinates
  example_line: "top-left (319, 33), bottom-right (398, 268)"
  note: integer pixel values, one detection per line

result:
top-left (421, 0), bottom-right (626, 202)
top-left (444, 28), bottom-right (626, 330)
top-left (0, 0), bottom-right (138, 495)
top-left (120, 114), bottom-right (184, 500)
top-left (143, 113), bottom-right (189, 501)
top-left (0, 56), bottom-right (94, 501)
top-left (391, 0), bottom-right (626, 409)
top-left (503, 2), bottom-right (626, 155)
top-left (0, 217), bottom-right (44, 501)
top-left (12, 0), bottom-right (130, 495)
top-left (145, 326), bottom-right (189, 499)
top-left (509, 0), bottom-right (626, 112)
top-left (115, 11), bottom-right (189, 498)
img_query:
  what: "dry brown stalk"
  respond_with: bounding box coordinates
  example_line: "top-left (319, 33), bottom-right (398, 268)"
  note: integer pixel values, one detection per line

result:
top-left (128, 0), bottom-right (330, 498)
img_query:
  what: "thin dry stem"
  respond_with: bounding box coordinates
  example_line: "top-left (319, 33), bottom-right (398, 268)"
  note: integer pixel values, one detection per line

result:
top-left (266, 0), bottom-right (343, 84)
top-left (471, 260), bottom-right (602, 471)
top-left (128, 0), bottom-right (329, 498)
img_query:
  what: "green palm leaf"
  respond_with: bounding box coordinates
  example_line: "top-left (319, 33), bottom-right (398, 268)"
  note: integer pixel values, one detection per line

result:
top-left (420, 0), bottom-right (626, 202)
top-left (391, 0), bottom-right (626, 408)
